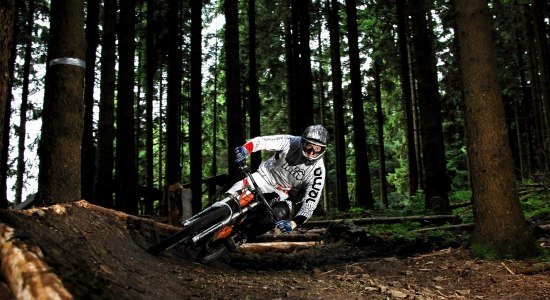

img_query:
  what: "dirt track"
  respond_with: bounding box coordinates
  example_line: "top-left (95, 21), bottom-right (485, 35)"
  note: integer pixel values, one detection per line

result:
top-left (0, 201), bottom-right (549, 299)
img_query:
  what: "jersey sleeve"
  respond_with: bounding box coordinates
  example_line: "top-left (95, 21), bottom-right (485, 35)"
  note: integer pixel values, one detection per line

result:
top-left (292, 164), bottom-right (326, 227)
top-left (244, 135), bottom-right (294, 153)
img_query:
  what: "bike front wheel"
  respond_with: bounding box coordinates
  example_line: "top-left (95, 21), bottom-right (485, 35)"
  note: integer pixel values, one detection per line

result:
top-left (147, 206), bottom-right (230, 255)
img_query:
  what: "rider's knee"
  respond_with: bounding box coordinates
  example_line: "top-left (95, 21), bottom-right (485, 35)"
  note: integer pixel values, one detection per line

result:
top-left (272, 201), bottom-right (291, 220)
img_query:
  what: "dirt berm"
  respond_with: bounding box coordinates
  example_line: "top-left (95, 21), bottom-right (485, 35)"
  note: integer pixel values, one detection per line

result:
top-left (0, 200), bottom-right (548, 299)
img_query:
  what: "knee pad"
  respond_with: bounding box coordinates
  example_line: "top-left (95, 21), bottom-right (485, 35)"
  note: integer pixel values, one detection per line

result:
top-left (272, 201), bottom-right (291, 220)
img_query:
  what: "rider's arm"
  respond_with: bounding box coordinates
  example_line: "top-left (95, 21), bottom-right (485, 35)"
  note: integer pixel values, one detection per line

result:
top-left (242, 135), bottom-right (294, 154)
top-left (292, 164), bottom-right (326, 227)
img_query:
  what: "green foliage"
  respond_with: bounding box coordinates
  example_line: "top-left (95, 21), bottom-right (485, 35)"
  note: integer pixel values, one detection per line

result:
top-left (357, 221), bottom-right (462, 252)
top-left (365, 223), bottom-right (417, 243)
top-left (348, 206), bottom-right (367, 216)
top-left (450, 189), bottom-right (472, 203)
top-left (386, 156), bottom-right (408, 195)
top-left (449, 189), bottom-right (474, 223)
top-left (385, 191), bottom-right (422, 214)
top-left (370, 222), bottom-right (422, 236)
top-left (470, 238), bottom-right (545, 260)
top-left (469, 243), bottom-right (501, 260)
top-left (520, 190), bottom-right (550, 221)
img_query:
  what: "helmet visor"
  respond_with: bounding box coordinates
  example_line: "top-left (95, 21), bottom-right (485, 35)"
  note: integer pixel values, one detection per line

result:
top-left (302, 141), bottom-right (326, 159)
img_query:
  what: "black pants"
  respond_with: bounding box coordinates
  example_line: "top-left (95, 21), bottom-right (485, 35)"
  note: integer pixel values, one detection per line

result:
top-left (242, 200), bottom-right (291, 239)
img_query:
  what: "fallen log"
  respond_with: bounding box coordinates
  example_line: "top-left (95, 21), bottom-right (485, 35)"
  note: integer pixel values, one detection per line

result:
top-left (299, 228), bottom-right (326, 234)
top-left (533, 224), bottom-right (550, 237)
top-left (239, 241), bottom-right (318, 254)
top-left (515, 262), bottom-right (550, 275)
top-left (74, 200), bottom-right (181, 233)
top-left (302, 214), bottom-right (461, 228)
top-left (411, 223), bottom-right (474, 233)
top-left (252, 233), bottom-right (321, 243)
top-left (450, 201), bottom-right (472, 209)
top-left (536, 224), bottom-right (550, 232)
top-left (20, 200), bottom-right (179, 230)
top-left (0, 222), bottom-right (73, 299)
top-left (411, 223), bottom-right (550, 237)
top-left (501, 261), bottom-right (550, 275)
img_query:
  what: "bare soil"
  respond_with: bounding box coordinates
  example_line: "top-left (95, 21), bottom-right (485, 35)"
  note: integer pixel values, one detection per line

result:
top-left (0, 201), bottom-right (548, 299)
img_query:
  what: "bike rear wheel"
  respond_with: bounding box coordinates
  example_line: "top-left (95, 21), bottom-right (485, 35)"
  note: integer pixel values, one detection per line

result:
top-left (147, 206), bottom-right (230, 255)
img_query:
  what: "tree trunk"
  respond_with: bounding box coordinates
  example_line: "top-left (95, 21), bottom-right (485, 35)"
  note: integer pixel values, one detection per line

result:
top-left (518, 5), bottom-right (536, 177)
top-left (144, 0), bottom-right (157, 215)
top-left (328, 0), bottom-right (350, 211)
top-left (144, 0), bottom-right (156, 215)
top-left (165, 182), bottom-right (184, 226)
top-left (316, 8), bottom-right (329, 211)
top-left (0, 0), bottom-right (15, 209)
top-left (165, 0), bottom-right (182, 189)
top-left (453, 0), bottom-right (537, 258)
top-left (284, 14), bottom-right (297, 133)
top-left (396, 0), bottom-right (418, 196)
top-left (224, 0), bottom-right (244, 178)
top-left (289, 1), bottom-right (300, 134)
top-left (345, 0), bottom-right (373, 210)
top-left (410, 0), bottom-right (450, 213)
top-left (296, 0), bottom-right (314, 131)
top-left (15, 0), bottom-right (35, 206)
top-left (248, 0), bottom-right (261, 171)
top-left (115, 0), bottom-right (138, 214)
top-left (374, 61), bottom-right (388, 207)
top-left (0, 0), bottom-right (18, 208)
top-left (521, 5), bottom-right (545, 176)
top-left (81, 0), bottom-right (100, 202)
top-left (287, 0), bottom-right (313, 134)
top-left (94, 0), bottom-right (117, 208)
top-left (514, 29), bottom-right (531, 178)
top-left (209, 40), bottom-right (219, 200)
top-left (531, 0), bottom-right (550, 172)
top-left (157, 65), bottom-right (164, 193)
top-left (38, 0), bottom-right (86, 204)
top-left (411, 73), bottom-right (425, 190)
top-left (190, 0), bottom-right (203, 214)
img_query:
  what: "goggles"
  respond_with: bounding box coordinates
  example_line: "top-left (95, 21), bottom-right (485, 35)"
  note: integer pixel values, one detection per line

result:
top-left (303, 142), bottom-right (325, 157)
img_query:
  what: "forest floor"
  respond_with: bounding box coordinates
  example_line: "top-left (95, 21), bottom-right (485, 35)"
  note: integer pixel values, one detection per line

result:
top-left (0, 200), bottom-right (549, 300)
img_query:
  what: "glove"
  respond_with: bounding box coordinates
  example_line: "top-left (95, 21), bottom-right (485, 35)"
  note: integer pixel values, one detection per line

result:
top-left (234, 146), bottom-right (248, 164)
top-left (274, 219), bottom-right (293, 234)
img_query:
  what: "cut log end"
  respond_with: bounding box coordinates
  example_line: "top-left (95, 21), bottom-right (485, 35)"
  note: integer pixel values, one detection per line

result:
top-left (239, 241), bottom-right (319, 254)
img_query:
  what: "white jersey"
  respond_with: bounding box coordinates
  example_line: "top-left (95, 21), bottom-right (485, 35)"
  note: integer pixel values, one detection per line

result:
top-left (247, 135), bottom-right (326, 224)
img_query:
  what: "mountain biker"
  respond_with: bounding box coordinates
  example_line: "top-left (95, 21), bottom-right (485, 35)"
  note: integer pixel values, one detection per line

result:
top-left (229, 125), bottom-right (328, 237)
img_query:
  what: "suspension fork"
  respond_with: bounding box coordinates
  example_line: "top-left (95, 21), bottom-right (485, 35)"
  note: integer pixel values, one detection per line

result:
top-left (239, 163), bottom-right (280, 222)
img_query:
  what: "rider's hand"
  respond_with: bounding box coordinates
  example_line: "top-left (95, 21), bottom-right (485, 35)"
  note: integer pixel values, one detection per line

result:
top-left (234, 146), bottom-right (248, 164)
top-left (274, 219), bottom-right (293, 234)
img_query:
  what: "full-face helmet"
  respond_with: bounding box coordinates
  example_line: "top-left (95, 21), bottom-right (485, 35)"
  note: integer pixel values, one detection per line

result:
top-left (301, 125), bottom-right (328, 161)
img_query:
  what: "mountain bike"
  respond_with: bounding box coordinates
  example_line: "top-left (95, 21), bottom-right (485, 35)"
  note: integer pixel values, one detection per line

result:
top-left (147, 163), bottom-right (281, 263)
